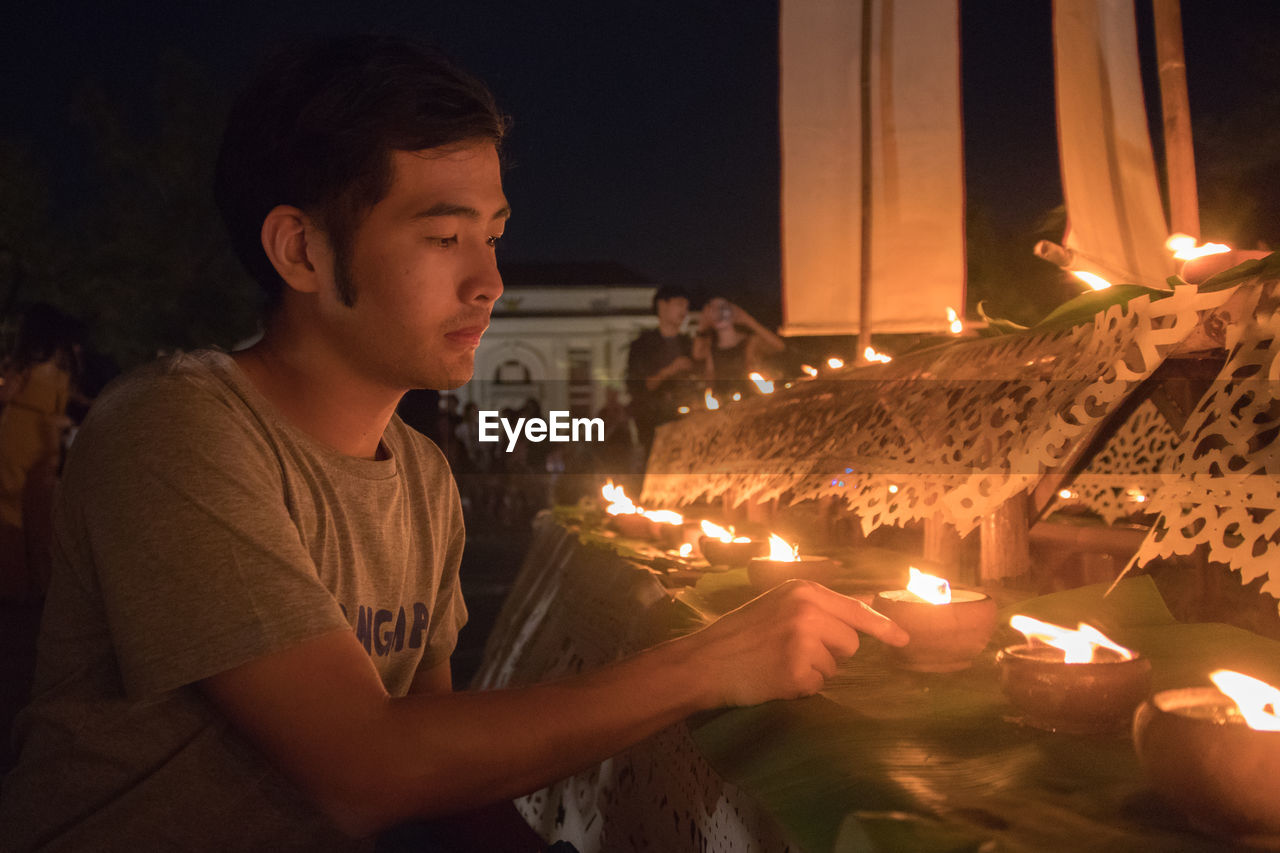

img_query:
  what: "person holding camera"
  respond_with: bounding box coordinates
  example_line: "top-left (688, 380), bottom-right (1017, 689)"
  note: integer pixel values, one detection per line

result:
top-left (693, 297), bottom-right (786, 397)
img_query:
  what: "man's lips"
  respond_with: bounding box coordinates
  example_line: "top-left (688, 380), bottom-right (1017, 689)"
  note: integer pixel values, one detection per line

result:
top-left (444, 325), bottom-right (488, 347)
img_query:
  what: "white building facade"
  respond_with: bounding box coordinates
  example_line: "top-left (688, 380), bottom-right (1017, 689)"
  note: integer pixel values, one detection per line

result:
top-left (459, 263), bottom-right (667, 418)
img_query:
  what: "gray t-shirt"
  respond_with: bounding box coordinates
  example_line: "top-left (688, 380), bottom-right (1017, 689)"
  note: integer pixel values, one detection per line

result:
top-left (0, 350), bottom-right (468, 851)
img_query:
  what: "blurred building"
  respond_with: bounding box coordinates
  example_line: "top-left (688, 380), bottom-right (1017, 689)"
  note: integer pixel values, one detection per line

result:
top-left (464, 262), bottom-right (662, 417)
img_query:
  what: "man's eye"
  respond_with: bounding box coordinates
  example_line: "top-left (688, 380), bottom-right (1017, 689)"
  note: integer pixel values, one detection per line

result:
top-left (486, 234), bottom-right (503, 248)
top-left (430, 236), bottom-right (458, 248)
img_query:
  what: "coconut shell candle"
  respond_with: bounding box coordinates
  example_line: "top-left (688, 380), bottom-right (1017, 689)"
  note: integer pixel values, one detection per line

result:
top-left (997, 615), bottom-right (1151, 733)
top-left (697, 520), bottom-right (767, 566)
top-left (1133, 670), bottom-right (1280, 838)
top-left (747, 534), bottom-right (835, 589)
top-left (871, 567), bottom-right (996, 672)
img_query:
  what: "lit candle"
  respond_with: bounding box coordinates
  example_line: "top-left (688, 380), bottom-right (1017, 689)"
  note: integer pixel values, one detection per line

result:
top-left (697, 520), bottom-right (765, 566)
top-left (997, 616), bottom-right (1151, 733)
top-left (746, 534), bottom-right (835, 589)
top-left (871, 567), bottom-right (996, 672)
top-left (1133, 670), bottom-right (1280, 837)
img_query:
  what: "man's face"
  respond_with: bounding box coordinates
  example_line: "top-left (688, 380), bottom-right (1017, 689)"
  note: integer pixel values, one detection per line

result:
top-left (314, 143), bottom-right (508, 391)
top-left (656, 296), bottom-right (689, 328)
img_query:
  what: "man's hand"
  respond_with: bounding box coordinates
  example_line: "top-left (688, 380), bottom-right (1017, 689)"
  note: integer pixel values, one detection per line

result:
top-left (679, 581), bottom-right (909, 708)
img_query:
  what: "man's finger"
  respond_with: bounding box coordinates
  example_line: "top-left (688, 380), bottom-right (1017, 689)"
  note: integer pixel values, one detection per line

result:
top-left (803, 584), bottom-right (910, 647)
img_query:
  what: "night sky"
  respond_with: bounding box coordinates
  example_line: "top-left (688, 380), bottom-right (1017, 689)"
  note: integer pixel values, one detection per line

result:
top-left (4, 0), bottom-right (1278, 325)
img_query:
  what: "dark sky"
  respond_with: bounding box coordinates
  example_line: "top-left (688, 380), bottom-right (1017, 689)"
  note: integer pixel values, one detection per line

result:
top-left (3, 0), bottom-right (1277, 320)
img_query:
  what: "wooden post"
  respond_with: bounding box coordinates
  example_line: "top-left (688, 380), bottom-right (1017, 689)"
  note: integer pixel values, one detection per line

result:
top-left (980, 494), bottom-right (1032, 583)
top-left (923, 514), bottom-right (963, 570)
top-left (1152, 0), bottom-right (1200, 238)
top-left (856, 0), bottom-right (874, 363)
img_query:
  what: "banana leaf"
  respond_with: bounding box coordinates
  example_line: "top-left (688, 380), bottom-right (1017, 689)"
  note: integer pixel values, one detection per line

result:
top-left (681, 577), bottom-right (1280, 852)
top-left (1197, 252), bottom-right (1280, 292)
top-left (1033, 285), bottom-right (1170, 333)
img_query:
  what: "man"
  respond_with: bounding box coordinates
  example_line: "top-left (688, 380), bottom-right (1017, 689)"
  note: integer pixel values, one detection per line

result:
top-left (625, 285), bottom-right (696, 453)
top-left (0, 36), bottom-right (907, 851)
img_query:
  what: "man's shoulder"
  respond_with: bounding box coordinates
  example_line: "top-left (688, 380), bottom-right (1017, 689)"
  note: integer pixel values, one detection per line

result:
top-left (87, 350), bottom-right (242, 427)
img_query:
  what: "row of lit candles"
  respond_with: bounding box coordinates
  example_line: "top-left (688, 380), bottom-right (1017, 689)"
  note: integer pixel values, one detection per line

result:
top-left (602, 479), bottom-right (1279, 836)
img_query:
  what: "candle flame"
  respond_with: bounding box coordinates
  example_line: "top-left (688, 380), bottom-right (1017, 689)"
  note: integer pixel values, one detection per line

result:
top-left (1009, 615), bottom-right (1135, 663)
top-left (946, 306), bottom-right (964, 335)
top-left (749, 372), bottom-right (775, 394)
top-left (731, 392), bottom-right (742, 401)
top-left (767, 534), bottom-right (800, 562)
top-left (642, 509), bottom-right (683, 526)
top-left (678, 543), bottom-right (693, 557)
top-left (704, 388), bottom-right (720, 410)
top-left (677, 405), bottom-right (690, 414)
top-left (1209, 670), bottom-right (1280, 731)
top-left (700, 519), bottom-right (735, 543)
top-left (827, 357), bottom-right (844, 369)
top-left (801, 364), bottom-right (819, 377)
top-left (1166, 233), bottom-right (1232, 261)
top-left (601, 480), bottom-right (637, 515)
top-left (906, 566), bottom-right (952, 605)
top-left (1072, 270), bottom-right (1113, 291)
top-left (864, 345), bottom-right (892, 364)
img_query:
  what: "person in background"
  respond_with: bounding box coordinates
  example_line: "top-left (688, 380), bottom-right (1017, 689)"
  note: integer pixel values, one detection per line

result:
top-left (693, 296), bottom-right (785, 398)
top-left (0, 304), bottom-right (77, 601)
top-left (625, 285), bottom-right (695, 454)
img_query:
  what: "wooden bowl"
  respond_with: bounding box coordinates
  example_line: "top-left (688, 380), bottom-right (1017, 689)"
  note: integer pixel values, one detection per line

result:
top-left (699, 536), bottom-right (768, 566)
top-left (747, 555), bottom-right (836, 590)
top-left (871, 589), bottom-right (997, 672)
top-left (996, 644), bottom-right (1151, 733)
top-left (1134, 687), bottom-right (1280, 839)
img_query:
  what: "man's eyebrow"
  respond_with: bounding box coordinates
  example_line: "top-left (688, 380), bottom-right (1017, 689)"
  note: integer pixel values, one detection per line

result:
top-left (410, 203), bottom-right (511, 222)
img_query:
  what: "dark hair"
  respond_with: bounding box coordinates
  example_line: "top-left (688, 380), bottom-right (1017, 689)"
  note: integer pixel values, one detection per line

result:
top-left (215, 35), bottom-right (509, 308)
top-left (651, 285), bottom-right (690, 313)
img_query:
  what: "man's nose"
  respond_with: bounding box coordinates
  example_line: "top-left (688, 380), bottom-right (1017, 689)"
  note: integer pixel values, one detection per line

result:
top-left (463, 253), bottom-right (504, 305)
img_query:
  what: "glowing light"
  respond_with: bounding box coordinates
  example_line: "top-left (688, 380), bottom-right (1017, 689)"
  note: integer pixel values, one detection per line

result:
top-left (1009, 615), bottom-right (1136, 663)
top-left (1058, 489), bottom-right (1076, 500)
top-left (701, 519), bottom-right (750, 544)
top-left (678, 543), bottom-right (694, 558)
top-left (1166, 233), bottom-right (1232, 261)
top-left (1072, 270), bottom-right (1113, 291)
top-left (1209, 670), bottom-right (1280, 731)
top-left (864, 346), bottom-right (892, 364)
top-left (749, 372), bottom-right (775, 394)
top-left (767, 534), bottom-right (800, 562)
top-left (642, 509), bottom-right (683, 526)
top-left (946, 307), bottom-right (964, 335)
top-left (888, 484), bottom-right (899, 494)
top-left (677, 405), bottom-right (691, 414)
top-left (827, 357), bottom-right (845, 369)
top-left (731, 392), bottom-right (742, 402)
top-left (905, 567), bottom-right (952, 605)
top-left (801, 364), bottom-right (819, 377)
top-left (602, 481), bottom-right (638, 515)
top-left (1126, 488), bottom-right (1148, 504)
top-left (704, 389), bottom-right (720, 410)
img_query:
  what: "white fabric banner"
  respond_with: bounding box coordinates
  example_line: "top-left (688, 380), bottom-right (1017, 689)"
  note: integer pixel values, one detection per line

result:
top-left (779, 0), bottom-right (965, 336)
top-left (1054, 0), bottom-right (1174, 288)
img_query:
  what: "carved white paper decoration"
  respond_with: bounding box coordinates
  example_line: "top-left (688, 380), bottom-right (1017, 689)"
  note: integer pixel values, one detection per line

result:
top-left (1050, 399), bottom-right (1181, 524)
top-left (1135, 308), bottom-right (1280, 601)
top-left (643, 286), bottom-right (1234, 539)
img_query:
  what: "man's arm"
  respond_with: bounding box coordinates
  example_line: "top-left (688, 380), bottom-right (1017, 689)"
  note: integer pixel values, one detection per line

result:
top-left (200, 580), bottom-right (907, 838)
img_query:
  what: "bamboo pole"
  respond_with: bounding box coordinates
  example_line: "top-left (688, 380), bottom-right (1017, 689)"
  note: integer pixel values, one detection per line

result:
top-left (856, 0), bottom-right (874, 363)
top-left (1152, 0), bottom-right (1200, 239)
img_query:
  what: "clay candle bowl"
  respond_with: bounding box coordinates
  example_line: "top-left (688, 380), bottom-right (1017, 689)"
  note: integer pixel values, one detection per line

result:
top-left (609, 511), bottom-right (657, 540)
top-left (643, 510), bottom-right (686, 548)
top-left (747, 534), bottom-right (835, 589)
top-left (1133, 670), bottom-right (1280, 838)
top-left (997, 616), bottom-right (1151, 734)
top-left (697, 520), bottom-right (767, 566)
top-left (872, 568), bottom-right (997, 672)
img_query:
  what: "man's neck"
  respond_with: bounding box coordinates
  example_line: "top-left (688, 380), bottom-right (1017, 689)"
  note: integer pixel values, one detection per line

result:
top-left (657, 320), bottom-right (682, 337)
top-left (233, 326), bottom-right (402, 461)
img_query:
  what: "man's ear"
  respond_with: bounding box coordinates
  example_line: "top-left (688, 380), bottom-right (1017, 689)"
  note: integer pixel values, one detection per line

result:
top-left (260, 205), bottom-right (329, 295)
